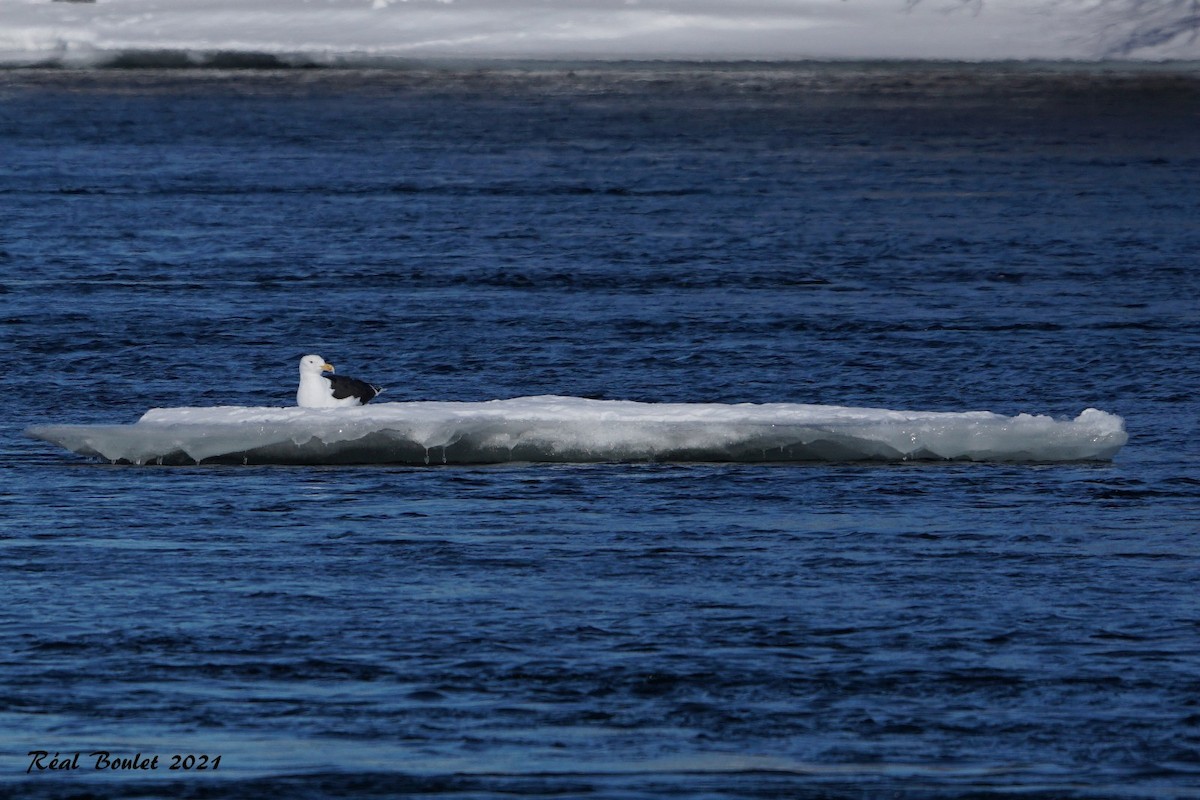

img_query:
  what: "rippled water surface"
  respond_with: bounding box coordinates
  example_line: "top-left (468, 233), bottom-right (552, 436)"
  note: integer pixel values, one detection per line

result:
top-left (1, 63), bottom-right (1198, 798)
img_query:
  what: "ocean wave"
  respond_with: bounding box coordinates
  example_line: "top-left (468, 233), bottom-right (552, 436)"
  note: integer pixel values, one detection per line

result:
top-left (25, 396), bottom-right (1128, 466)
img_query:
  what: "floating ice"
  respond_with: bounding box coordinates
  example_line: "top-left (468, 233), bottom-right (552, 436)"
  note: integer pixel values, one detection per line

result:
top-left (0, 0), bottom-right (1185, 63)
top-left (25, 396), bottom-right (1128, 465)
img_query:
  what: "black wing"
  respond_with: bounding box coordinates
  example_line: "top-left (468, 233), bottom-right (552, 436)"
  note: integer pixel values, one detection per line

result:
top-left (327, 374), bottom-right (383, 404)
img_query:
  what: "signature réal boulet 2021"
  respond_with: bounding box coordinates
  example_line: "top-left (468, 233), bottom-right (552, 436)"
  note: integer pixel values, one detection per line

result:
top-left (27, 750), bottom-right (221, 773)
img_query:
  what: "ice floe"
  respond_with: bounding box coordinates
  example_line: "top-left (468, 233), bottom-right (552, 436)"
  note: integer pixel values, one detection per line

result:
top-left (25, 395), bottom-right (1128, 465)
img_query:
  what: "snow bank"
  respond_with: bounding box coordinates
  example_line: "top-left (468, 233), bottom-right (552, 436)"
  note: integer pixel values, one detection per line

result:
top-left (26, 395), bottom-right (1128, 465)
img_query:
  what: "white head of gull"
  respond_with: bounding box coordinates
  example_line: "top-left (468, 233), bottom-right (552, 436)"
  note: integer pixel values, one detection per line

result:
top-left (296, 354), bottom-right (383, 408)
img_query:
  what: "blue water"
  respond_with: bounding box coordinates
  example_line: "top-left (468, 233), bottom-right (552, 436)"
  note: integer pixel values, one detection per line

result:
top-left (2, 63), bottom-right (1199, 798)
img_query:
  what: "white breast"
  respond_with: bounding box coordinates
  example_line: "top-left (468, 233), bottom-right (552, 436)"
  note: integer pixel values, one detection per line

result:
top-left (297, 372), bottom-right (339, 408)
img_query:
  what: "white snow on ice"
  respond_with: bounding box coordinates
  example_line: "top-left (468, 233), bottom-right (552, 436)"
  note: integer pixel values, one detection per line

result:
top-left (26, 396), bottom-right (1129, 465)
top-left (1, 0), bottom-right (1197, 65)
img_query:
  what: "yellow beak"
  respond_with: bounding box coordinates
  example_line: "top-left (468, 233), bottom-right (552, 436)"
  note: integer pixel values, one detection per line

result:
top-left (322, 363), bottom-right (335, 373)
